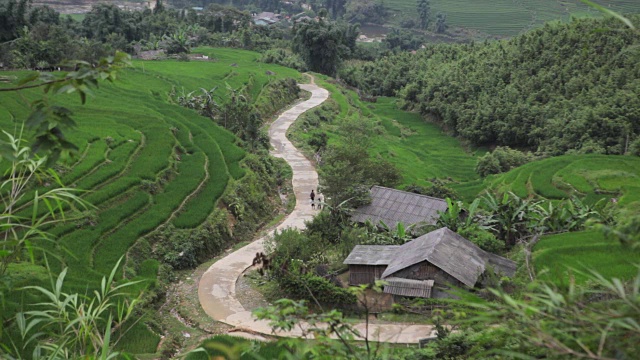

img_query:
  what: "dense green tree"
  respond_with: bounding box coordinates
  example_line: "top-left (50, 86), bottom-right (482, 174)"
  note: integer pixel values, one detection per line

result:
top-left (320, 142), bottom-right (401, 206)
top-left (0, 0), bottom-right (30, 42)
top-left (476, 146), bottom-right (533, 177)
top-left (384, 28), bottom-right (422, 51)
top-left (292, 18), bottom-right (358, 75)
top-left (82, 5), bottom-right (140, 42)
top-left (340, 16), bottom-right (640, 155)
top-left (434, 12), bottom-right (446, 33)
top-left (324, 0), bottom-right (347, 19)
top-left (27, 5), bottom-right (58, 26)
top-left (345, 0), bottom-right (388, 25)
top-left (416, 0), bottom-right (430, 30)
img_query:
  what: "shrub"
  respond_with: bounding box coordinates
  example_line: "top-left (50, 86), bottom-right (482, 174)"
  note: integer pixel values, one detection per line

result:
top-left (260, 48), bottom-right (307, 71)
top-left (458, 225), bottom-right (504, 254)
top-left (405, 179), bottom-right (458, 200)
top-left (476, 146), bottom-right (533, 177)
top-left (277, 263), bottom-right (357, 306)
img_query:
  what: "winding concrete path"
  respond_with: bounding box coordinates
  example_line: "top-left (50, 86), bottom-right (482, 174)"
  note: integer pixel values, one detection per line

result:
top-left (197, 81), bottom-right (436, 343)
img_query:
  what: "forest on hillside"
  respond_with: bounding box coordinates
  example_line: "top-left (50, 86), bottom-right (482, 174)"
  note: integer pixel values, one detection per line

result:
top-left (340, 16), bottom-right (640, 155)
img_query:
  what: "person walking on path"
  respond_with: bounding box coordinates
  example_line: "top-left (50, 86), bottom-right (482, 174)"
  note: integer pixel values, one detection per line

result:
top-left (310, 190), bottom-right (315, 209)
top-left (317, 195), bottom-right (323, 210)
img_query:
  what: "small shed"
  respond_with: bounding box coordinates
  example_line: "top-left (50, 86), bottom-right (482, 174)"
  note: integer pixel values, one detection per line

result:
top-left (343, 245), bottom-right (399, 285)
top-left (383, 278), bottom-right (434, 298)
top-left (343, 227), bottom-right (517, 298)
top-left (351, 186), bottom-right (448, 229)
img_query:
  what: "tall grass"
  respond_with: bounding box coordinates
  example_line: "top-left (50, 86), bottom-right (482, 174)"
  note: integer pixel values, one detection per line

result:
top-left (534, 230), bottom-right (640, 286)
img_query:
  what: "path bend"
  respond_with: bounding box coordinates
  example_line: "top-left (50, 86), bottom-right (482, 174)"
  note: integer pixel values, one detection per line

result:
top-left (197, 82), bottom-right (435, 343)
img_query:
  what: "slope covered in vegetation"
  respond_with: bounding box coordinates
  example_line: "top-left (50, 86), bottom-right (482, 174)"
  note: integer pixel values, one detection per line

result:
top-left (341, 16), bottom-right (640, 155)
top-left (289, 76), bottom-right (484, 190)
top-left (0, 47), bottom-right (301, 354)
top-left (383, 0), bottom-right (640, 36)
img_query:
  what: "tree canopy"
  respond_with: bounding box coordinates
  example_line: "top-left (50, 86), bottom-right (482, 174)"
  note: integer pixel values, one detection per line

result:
top-left (340, 16), bottom-right (640, 155)
top-left (292, 18), bottom-right (359, 76)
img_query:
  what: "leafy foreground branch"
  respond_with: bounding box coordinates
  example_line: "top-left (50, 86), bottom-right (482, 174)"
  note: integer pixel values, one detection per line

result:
top-left (1, 51), bottom-right (131, 164)
top-left (460, 268), bottom-right (640, 359)
top-left (2, 257), bottom-right (141, 360)
top-left (226, 270), bottom-right (640, 360)
top-left (0, 130), bottom-right (92, 276)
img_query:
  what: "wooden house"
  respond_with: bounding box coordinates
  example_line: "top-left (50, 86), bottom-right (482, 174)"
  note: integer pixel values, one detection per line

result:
top-left (343, 227), bottom-right (516, 298)
top-left (351, 186), bottom-right (448, 229)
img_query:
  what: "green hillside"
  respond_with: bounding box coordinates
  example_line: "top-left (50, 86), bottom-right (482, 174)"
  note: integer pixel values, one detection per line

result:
top-left (450, 154), bottom-right (640, 286)
top-left (384, 0), bottom-right (640, 36)
top-left (534, 230), bottom-right (640, 286)
top-left (0, 47), bottom-right (300, 354)
top-left (454, 154), bottom-right (640, 205)
top-left (290, 76), bottom-right (484, 189)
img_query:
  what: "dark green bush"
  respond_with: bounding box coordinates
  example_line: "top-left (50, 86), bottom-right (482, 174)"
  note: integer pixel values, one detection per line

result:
top-left (476, 146), bottom-right (533, 177)
top-left (260, 48), bottom-right (307, 71)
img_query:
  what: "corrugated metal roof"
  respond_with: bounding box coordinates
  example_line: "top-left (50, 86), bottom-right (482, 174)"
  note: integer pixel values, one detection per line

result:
top-left (380, 228), bottom-right (517, 287)
top-left (351, 186), bottom-right (448, 229)
top-left (383, 277), bottom-right (434, 298)
top-left (343, 245), bottom-right (400, 265)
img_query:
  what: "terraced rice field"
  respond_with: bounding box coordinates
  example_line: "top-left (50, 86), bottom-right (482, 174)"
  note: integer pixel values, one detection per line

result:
top-left (453, 154), bottom-right (640, 205)
top-left (457, 154), bottom-right (640, 287)
top-left (367, 97), bottom-right (483, 186)
top-left (384, 0), bottom-right (640, 36)
top-left (298, 77), bottom-right (484, 188)
top-left (534, 230), bottom-right (640, 286)
top-left (0, 48), bottom-right (301, 353)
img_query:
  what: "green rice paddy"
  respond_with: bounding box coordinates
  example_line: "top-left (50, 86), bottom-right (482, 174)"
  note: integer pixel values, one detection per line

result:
top-left (466, 154), bottom-right (640, 286)
top-left (534, 230), bottom-right (640, 286)
top-left (298, 76), bottom-right (484, 189)
top-left (454, 154), bottom-right (640, 205)
top-left (0, 47), bottom-right (301, 354)
top-left (383, 0), bottom-right (640, 36)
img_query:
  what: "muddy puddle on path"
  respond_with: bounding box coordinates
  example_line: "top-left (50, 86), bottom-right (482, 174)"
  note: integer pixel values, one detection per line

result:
top-left (235, 268), bottom-right (271, 311)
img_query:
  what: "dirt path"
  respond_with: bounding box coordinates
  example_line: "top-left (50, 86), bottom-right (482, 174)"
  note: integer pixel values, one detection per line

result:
top-left (197, 81), bottom-right (436, 343)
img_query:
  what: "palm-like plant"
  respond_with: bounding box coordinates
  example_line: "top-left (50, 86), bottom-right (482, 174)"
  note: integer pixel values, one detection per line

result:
top-left (533, 196), bottom-right (614, 234)
top-left (436, 197), bottom-right (492, 232)
top-left (481, 192), bottom-right (541, 248)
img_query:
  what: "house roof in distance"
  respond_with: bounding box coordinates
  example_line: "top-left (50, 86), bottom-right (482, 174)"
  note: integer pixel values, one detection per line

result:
top-left (381, 227), bottom-right (517, 287)
top-left (343, 245), bottom-right (400, 265)
top-left (351, 186), bottom-right (448, 229)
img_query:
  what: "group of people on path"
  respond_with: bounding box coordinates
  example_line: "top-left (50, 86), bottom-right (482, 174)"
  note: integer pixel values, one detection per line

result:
top-left (309, 189), bottom-right (323, 210)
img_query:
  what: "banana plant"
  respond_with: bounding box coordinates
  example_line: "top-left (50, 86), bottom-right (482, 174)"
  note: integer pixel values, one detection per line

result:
top-left (481, 192), bottom-right (541, 248)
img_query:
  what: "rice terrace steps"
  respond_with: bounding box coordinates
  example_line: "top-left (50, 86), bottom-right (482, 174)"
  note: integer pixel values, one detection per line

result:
top-left (0, 49), bottom-right (308, 351)
top-left (197, 80), bottom-right (438, 344)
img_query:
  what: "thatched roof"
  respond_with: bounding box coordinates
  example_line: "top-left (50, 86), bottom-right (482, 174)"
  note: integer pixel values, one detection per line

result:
top-left (383, 277), bottom-right (434, 298)
top-left (351, 186), bottom-right (448, 229)
top-left (381, 227), bottom-right (517, 287)
top-left (343, 245), bottom-right (400, 265)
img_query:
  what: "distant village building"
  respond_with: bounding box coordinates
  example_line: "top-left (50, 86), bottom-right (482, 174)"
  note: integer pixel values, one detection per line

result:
top-left (252, 12), bottom-right (281, 25)
top-left (351, 186), bottom-right (448, 230)
top-left (294, 15), bottom-right (314, 23)
top-left (343, 227), bottom-right (516, 298)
